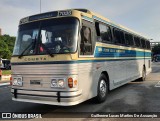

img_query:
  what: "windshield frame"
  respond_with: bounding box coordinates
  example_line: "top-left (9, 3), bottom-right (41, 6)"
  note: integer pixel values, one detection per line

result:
top-left (12, 17), bottom-right (80, 57)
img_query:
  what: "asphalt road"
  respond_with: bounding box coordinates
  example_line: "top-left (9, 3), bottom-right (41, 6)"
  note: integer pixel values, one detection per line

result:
top-left (0, 62), bottom-right (160, 119)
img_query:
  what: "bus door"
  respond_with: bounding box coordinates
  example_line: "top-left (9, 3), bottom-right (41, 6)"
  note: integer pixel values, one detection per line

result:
top-left (79, 19), bottom-right (95, 56)
top-left (78, 19), bottom-right (97, 97)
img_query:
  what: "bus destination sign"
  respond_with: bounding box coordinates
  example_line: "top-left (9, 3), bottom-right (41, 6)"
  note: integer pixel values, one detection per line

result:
top-left (20, 10), bottom-right (72, 24)
top-left (29, 11), bottom-right (58, 21)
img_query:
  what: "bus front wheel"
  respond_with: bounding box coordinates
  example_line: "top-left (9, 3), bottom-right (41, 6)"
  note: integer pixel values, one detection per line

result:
top-left (96, 74), bottom-right (108, 103)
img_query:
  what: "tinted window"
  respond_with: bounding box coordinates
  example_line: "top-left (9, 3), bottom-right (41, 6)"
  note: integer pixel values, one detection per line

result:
top-left (134, 37), bottom-right (141, 48)
top-left (125, 33), bottom-right (134, 46)
top-left (146, 41), bottom-right (151, 49)
top-left (99, 24), bottom-right (112, 42)
top-left (120, 31), bottom-right (125, 44)
top-left (80, 26), bottom-right (92, 55)
top-left (114, 29), bottom-right (125, 44)
top-left (141, 39), bottom-right (146, 48)
top-left (13, 17), bottom-right (79, 56)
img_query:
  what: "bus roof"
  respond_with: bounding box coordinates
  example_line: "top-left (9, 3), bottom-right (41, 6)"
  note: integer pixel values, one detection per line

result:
top-left (76, 9), bottom-right (148, 40)
top-left (19, 8), bottom-right (149, 40)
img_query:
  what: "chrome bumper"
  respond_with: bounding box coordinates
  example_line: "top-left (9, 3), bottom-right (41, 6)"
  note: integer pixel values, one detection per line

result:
top-left (11, 88), bottom-right (82, 106)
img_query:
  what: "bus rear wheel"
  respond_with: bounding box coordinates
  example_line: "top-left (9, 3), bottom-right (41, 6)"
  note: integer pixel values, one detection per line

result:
top-left (95, 74), bottom-right (108, 103)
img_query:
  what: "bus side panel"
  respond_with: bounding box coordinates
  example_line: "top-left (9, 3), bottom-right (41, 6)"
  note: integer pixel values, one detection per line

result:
top-left (78, 62), bottom-right (99, 100)
top-left (78, 60), bottom-right (127, 99)
top-left (78, 61), bottom-right (115, 100)
top-left (126, 59), bottom-right (143, 80)
top-left (145, 50), bottom-right (152, 75)
top-left (145, 59), bottom-right (152, 75)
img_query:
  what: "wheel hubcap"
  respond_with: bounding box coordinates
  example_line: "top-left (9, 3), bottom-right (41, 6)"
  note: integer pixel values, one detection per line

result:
top-left (100, 80), bottom-right (107, 97)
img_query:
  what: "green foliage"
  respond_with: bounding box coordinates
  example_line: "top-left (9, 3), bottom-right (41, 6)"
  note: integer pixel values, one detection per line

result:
top-left (152, 44), bottom-right (160, 55)
top-left (0, 35), bottom-right (16, 59)
top-left (2, 70), bottom-right (11, 75)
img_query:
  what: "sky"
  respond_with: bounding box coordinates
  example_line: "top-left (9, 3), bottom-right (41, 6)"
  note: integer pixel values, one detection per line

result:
top-left (0, 0), bottom-right (160, 42)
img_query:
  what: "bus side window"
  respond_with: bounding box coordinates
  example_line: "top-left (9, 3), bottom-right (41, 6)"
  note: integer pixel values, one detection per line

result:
top-left (80, 26), bottom-right (92, 55)
top-left (146, 41), bottom-right (151, 50)
top-left (113, 29), bottom-right (125, 45)
top-left (125, 33), bottom-right (134, 46)
top-left (134, 37), bottom-right (141, 48)
top-left (99, 24), bottom-right (112, 43)
top-left (114, 29), bottom-right (121, 44)
top-left (141, 39), bottom-right (146, 49)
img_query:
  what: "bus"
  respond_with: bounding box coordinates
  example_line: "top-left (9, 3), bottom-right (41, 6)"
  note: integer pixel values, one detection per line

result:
top-left (11, 9), bottom-right (151, 106)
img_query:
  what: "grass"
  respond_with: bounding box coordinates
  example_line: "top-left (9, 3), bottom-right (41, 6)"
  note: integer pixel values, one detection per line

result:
top-left (1, 70), bottom-right (11, 75)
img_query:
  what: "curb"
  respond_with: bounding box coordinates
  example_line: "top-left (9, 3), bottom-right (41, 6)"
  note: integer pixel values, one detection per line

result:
top-left (0, 80), bottom-right (10, 87)
top-left (0, 79), bottom-right (10, 83)
top-left (0, 82), bottom-right (10, 87)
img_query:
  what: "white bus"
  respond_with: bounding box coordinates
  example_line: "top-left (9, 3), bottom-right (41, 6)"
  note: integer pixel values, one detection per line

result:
top-left (11, 9), bottom-right (151, 106)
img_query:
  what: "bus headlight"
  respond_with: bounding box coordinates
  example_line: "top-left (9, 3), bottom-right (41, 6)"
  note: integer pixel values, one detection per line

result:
top-left (58, 79), bottom-right (65, 88)
top-left (13, 77), bottom-right (23, 86)
top-left (51, 79), bottom-right (65, 88)
top-left (51, 76), bottom-right (78, 89)
top-left (51, 79), bottom-right (57, 87)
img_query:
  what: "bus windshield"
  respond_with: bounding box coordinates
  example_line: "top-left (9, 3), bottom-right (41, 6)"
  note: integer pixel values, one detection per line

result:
top-left (13, 17), bottom-right (79, 56)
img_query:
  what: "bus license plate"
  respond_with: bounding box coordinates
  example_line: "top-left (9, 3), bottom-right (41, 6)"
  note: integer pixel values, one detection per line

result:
top-left (30, 80), bottom-right (41, 85)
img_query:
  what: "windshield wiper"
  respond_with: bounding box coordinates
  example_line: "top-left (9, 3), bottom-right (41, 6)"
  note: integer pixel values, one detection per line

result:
top-left (41, 43), bottom-right (54, 57)
top-left (18, 37), bottom-right (37, 59)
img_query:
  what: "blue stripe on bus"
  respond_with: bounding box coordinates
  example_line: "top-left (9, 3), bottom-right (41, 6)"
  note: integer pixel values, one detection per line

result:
top-left (94, 46), bottom-right (151, 58)
top-left (11, 58), bottom-right (151, 65)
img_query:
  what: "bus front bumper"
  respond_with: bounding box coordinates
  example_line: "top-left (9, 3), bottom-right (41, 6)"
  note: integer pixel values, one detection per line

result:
top-left (11, 88), bottom-right (83, 106)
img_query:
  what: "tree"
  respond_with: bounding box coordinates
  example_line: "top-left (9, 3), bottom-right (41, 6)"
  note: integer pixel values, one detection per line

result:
top-left (152, 44), bottom-right (160, 55)
top-left (0, 35), bottom-right (16, 59)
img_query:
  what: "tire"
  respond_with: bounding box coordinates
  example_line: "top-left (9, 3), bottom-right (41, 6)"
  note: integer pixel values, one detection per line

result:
top-left (141, 66), bottom-right (146, 81)
top-left (95, 74), bottom-right (108, 103)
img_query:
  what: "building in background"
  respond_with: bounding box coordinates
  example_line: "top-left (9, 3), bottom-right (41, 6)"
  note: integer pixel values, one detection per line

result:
top-left (150, 42), bottom-right (160, 49)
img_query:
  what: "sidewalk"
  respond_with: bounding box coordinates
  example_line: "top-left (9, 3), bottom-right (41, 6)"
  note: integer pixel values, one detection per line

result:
top-left (0, 80), bottom-right (10, 83)
top-left (0, 80), bottom-right (10, 86)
